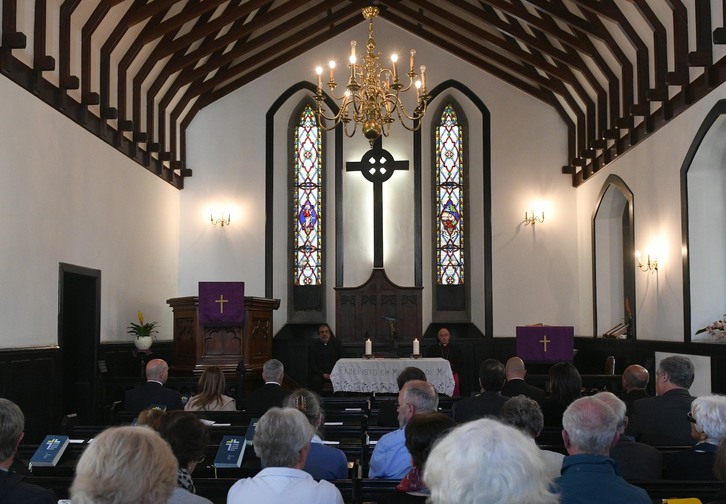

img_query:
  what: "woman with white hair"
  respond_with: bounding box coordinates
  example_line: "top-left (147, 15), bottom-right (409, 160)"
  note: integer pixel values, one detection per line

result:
top-left (423, 418), bottom-right (560, 504)
top-left (70, 426), bottom-right (178, 504)
top-left (663, 394), bottom-right (726, 480)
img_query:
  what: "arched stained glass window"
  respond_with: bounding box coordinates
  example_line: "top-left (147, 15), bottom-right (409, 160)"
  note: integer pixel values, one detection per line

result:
top-left (435, 104), bottom-right (464, 285)
top-left (293, 104), bottom-right (322, 286)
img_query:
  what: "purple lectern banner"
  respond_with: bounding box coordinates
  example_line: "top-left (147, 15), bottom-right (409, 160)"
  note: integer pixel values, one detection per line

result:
top-left (199, 282), bottom-right (245, 326)
top-left (516, 326), bottom-right (574, 362)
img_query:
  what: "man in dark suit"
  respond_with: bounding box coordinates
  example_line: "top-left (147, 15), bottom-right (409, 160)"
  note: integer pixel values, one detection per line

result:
top-left (596, 392), bottom-right (662, 481)
top-left (621, 364), bottom-right (650, 415)
top-left (502, 356), bottom-right (546, 403)
top-left (625, 355), bottom-right (696, 446)
top-left (125, 358), bottom-right (184, 412)
top-left (0, 399), bottom-right (57, 504)
top-left (309, 324), bottom-right (341, 393)
top-left (244, 359), bottom-right (290, 416)
top-left (453, 359), bottom-right (509, 423)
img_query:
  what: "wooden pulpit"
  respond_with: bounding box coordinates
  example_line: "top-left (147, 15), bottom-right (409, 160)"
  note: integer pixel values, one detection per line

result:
top-left (166, 296), bottom-right (280, 375)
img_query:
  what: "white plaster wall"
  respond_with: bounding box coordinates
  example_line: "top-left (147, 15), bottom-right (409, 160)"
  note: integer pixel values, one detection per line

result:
top-left (183, 20), bottom-right (577, 336)
top-left (0, 77), bottom-right (180, 347)
top-left (576, 82), bottom-right (726, 341)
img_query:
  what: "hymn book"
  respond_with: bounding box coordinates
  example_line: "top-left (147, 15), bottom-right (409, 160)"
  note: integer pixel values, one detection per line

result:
top-left (29, 435), bottom-right (70, 467)
top-left (213, 435), bottom-right (246, 468)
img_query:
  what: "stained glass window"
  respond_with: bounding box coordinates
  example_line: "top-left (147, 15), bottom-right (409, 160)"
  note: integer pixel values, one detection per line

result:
top-left (293, 104), bottom-right (322, 286)
top-left (435, 104), bottom-right (464, 285)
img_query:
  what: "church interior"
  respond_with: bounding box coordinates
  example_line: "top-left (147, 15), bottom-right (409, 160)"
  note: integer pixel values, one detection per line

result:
top-left (1, 2), bottom-right (726, 499)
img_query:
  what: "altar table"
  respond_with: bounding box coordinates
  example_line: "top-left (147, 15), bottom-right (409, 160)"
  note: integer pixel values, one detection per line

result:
top-left (330, 358), bottom-right (455, 396)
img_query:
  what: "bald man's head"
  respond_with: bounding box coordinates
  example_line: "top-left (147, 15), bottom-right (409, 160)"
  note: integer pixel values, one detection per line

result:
top-left (506, 357), bottom-right (527, 380)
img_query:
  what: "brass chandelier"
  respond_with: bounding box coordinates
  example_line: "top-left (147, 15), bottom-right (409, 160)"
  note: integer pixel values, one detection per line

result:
top-left (313, 6), bottom-right (429, 145)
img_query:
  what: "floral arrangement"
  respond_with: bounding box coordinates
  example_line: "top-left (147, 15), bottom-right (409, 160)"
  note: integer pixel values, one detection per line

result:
top-left (695, 313), bottom-right (726, 339)
top-left (127, 310), bottom-right (159, 339)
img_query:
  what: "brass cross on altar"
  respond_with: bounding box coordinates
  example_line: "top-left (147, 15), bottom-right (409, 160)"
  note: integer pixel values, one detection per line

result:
top-left (539, 335), bottom-right (550, 352)
top-left (345, 137), bottom-right (409, 268)
top-left (215, 294), bottom-right (228, 313)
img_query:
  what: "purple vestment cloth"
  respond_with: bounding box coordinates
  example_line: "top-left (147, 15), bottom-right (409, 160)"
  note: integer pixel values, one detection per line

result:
top-left (199, 282), bottom-right (245, 326)
top-left (516, 326), bottom-right (574, 362)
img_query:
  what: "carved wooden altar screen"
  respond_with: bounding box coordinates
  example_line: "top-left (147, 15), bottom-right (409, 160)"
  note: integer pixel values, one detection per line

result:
top-left (335, 269), bottom-right (422, 346)
top-left (166, 296), bottom-right (280, 375)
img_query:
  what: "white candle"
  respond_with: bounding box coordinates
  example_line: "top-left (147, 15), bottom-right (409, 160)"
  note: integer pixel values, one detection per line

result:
top-left (413, 338), bottom-right (420, 355)
top-left (365, 339), bottom-right (372, 355)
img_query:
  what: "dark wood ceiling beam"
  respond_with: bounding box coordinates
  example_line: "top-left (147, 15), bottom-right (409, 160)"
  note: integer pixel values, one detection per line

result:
top-left (81, 0), bottom-right (117, 105)
top-left (384, 4), bottom-right (580, 91)
top-left (59, 0), bottom-right (81, 90)
top-left (628, 0), bottom-right (672, 98)
top-left (161, 0), bottom-right (344, 77)
top-left (570, 0), bottom-right (649, 115)
top-left (156, 1), bottom-right (274, 158)
top-left (662, 0), bottom-right (692, 80)
top-left (134, 0), bottom-right (238, 44)
top-left (99, 0), bottom-right (148, 118)
top-left (685, 0), bottom-right (712, 66)
top-left (1, 0), bottom-right (26, 49)
top-left (123, 0), bottom-right (198, 27)
top-left (714, 0), bottom-right (726, 44)
top-left (33, 0), bottom-right (55, 71)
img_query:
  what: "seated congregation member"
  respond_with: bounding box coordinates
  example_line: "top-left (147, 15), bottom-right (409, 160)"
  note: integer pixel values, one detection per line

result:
top-left (626, 355), bottom-right (696, 446)
top-left (244, 359), bottom-right (290, 416)
top-left (136, 406), bottom-right (166, 429)
top-left (378, 367), bottom-right (427, 427)
top-left (227, 407), bottom-right (344, 504)
top-left (498, 395), bottom-right (564, 480)
top-left (424, 328), bottom-right (461, 396)
top-left (71, 426), bottom-right (178, 504)
top-left (369, 380), bottom-right (439, 479)
top-left (594, 392), bottom-right (663, 481)
top-left (423, 418), bottom-right (559, 504)
top-left (554, 396), bottom-right (651, 504)
top-left (0, 398), bottom-right (57, 504)
top-left (382, 412), bottom-right (455, 503)
top-left (453, 358), bottom-right (508, 423)
top-left (125, 358), bottom-right (184, 412)
top-left (502, 356), bottom-right (546, 403)
top-left (185, 365), bottom-right (236, 412)
top-left (283, 389), bottom-right (348, 481)
top-left (157, 411), bottom-right (213, 504)
top-left (707, 440), bottom-right (726, 504)
top-left (663, 394), bottom-right (726, 480)
top-left (309, 324), bottom-right (341, 394)
top-left (541, 361), bottom-right (582, 428)
top-left (621, 364), bottom-right (650, 415)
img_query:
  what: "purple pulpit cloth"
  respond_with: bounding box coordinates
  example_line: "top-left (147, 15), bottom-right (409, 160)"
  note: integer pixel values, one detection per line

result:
top-left (199, 282), bottom-right (245, 326)
top-left (516, 326), bottom-right (574, 362)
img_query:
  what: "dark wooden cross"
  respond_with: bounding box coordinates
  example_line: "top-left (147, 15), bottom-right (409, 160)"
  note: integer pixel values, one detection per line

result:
top-left (346, 137), bottom-right (409, 268)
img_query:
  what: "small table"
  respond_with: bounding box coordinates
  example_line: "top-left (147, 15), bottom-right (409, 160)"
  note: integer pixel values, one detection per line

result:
top-left (330, 358), bottom-right (455, 396)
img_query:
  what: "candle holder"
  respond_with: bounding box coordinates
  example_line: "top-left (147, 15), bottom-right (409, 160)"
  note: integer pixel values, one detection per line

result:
top-left (363, 353), bottom-right (375, 359)
top-left (409, 353), bottom-right (422, 359)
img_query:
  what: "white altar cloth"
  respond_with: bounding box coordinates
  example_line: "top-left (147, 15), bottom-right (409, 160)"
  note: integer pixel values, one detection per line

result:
top-left (330, 358), bottom-right (455, 396)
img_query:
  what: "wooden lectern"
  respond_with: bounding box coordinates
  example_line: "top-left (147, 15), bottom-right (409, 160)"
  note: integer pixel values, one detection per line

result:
top-left (166, 296), bottom-right (280, 376)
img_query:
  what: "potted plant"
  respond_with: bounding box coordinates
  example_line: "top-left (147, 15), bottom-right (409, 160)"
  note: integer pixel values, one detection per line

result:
top-left (128, 310), bottom-right (158, 350)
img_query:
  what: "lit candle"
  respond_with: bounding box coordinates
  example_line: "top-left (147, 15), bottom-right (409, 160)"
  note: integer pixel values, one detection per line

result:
top-left (365, 338), bottom-right (372, 355)
top-left (420, 65), bottom-right (426, 89)
top-left (391, 54), bottom-right (398, 80)
top-left (350, 40), bottom-right (357, 60)
top-left (329, 60), bottom-right (335, 82)
top-left (409, 50), bottom-right (416, 73)
top-left (415, 80), bottom-right (421, 98)
top-left (413, 338), bottom-right (420, 355)
top-left (315, 66), bottom-right (323, 91)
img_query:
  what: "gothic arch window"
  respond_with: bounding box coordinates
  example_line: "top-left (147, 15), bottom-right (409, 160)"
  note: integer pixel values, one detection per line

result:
top-left (432, 99), bottom-right (469, 317)
top-left (289, 99), bottom-right (325, 318)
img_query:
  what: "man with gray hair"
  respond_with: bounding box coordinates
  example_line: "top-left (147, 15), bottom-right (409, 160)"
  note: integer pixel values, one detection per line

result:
top-left (244, 359), bottom-right (290, 416)
top-left (0, 398), bottom-right (57, 503)
top-left (595, 391), bottom-right (662, 481)
top-left (227, 407), bottom-right (343, 503)
top-left (369, 380), bottom-right (439, 479)
top-left (626, 355), bottom-right (696, 446)
top-left (554, 396), bottom-right (651, 503)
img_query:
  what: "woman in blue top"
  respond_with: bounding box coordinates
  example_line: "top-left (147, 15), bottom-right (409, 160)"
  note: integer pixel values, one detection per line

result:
top-left (283, 389), bottom-right (348, 481)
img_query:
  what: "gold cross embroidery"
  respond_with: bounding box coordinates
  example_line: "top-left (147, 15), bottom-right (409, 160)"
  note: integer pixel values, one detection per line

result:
top-left (540, 335), bottom-right (550, 352)
top-left (215, 294), bottom-right (228, 314)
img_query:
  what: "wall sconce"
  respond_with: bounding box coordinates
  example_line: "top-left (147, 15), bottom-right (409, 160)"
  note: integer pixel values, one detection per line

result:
top-left (635, 251), bottom-right (658, 272)
top-left (524, 210), bottom-right (545, 225)
top-left (210, 212), bottom-right (231, 227)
